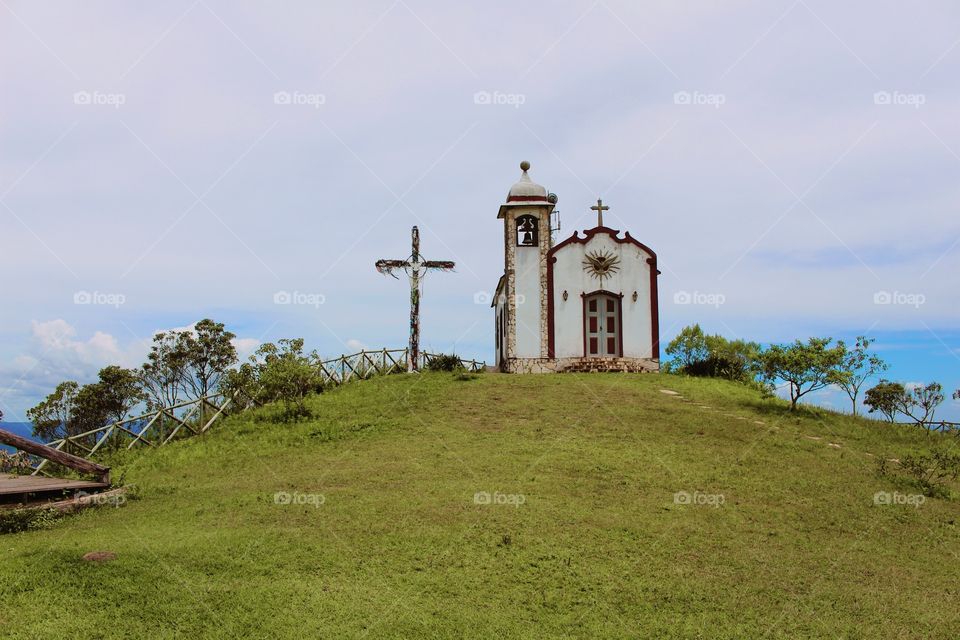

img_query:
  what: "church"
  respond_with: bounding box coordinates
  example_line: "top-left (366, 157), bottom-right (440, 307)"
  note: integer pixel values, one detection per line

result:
top-left (492, 162), bottom-right (660, 374)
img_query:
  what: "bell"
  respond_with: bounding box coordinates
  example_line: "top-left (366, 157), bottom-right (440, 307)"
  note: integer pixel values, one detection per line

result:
top-left (522, 231), bottom-right (533, 245)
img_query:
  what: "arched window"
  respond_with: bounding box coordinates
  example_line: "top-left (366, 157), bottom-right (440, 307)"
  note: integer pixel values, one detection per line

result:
top-left (516, 215), bottom-right (538, 247)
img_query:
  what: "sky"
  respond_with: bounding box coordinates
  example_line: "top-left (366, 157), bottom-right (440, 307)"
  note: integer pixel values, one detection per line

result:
top-left (0, 1), bottom-right (958, 422)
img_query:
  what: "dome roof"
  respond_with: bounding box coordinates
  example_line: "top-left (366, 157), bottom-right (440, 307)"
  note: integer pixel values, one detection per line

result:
top-left (506, 161), bottom-right (550, 204)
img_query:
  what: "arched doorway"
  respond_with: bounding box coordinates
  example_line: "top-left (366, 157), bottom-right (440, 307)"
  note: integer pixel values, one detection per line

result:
top-left (583, 291), bottom-right (623, 357)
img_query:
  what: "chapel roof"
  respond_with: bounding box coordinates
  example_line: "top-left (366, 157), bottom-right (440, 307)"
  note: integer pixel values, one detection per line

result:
top-left (508, 161), bottom-right (548, 199)
top-left (498, 161), bottom-right (557, 218)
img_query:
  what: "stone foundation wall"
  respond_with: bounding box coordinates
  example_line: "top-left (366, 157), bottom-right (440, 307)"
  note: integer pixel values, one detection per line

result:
top-left (502, 357), bottom-right (660, 374)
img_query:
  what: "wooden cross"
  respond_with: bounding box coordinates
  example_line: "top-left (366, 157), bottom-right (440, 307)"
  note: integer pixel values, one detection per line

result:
top-left (375, 226), bottom-right (455, 372)
top-left (591, 198), bottom-right (609, 227)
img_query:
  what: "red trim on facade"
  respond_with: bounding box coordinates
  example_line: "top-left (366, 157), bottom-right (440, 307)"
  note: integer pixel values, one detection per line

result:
top-left (580, 292), bottom-right (587, 357)
top-left (546, 226), bottom-right (659, 360)
top-left (647, 257), bottom-right (660, 360)
top-left (506, 195), bottom-right (552, 203)
top-left (548, 226), bottom-right (658, 259)
top-left (616, 291), bottom-right (625, 358)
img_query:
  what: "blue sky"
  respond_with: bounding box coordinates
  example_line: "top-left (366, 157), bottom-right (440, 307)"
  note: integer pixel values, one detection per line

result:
top-left (0, 1), bottom-right (958, 422)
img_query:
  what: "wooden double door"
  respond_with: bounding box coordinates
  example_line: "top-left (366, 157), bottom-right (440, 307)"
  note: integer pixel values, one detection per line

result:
top-left (584, 292), bottom-right (622, 357)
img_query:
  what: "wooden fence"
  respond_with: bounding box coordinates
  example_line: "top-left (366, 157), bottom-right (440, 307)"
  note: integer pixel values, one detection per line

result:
top-left (317, 349), bottom-right (485, 385)
top-left (21, 349), bottom-right (484, 477)
top-left (29, 392), bottom-right (233, 477)
top-left (913, 420), bottom-right (960, 435)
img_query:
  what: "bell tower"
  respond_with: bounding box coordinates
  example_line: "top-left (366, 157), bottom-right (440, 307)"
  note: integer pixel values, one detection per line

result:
top-left (494, 161), bottom-right (557, 369)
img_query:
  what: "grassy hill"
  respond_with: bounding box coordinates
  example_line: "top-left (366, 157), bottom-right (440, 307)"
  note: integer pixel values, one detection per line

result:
top-left (2, 372), bottom-right (958, 639)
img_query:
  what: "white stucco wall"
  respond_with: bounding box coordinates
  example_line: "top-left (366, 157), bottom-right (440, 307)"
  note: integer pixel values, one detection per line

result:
top-left (514, 246), bottom-right (541, 357)
top-left (551, 232), bottom-right (654, 359)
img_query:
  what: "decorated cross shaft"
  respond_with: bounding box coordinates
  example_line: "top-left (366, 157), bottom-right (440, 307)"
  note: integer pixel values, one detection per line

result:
top-left (375, 226), bottom-right (455, 372)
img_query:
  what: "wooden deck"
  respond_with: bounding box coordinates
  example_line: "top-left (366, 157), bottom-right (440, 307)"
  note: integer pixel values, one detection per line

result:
top-left (0, 474), bottom-right (110, 497)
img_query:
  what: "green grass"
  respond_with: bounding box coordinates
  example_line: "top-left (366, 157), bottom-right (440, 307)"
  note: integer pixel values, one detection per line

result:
top-left (2, 373), bottom-right (958, 639)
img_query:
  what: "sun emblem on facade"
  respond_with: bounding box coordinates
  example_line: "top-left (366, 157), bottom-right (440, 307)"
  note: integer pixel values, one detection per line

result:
top-left (582, 249), bottom-right (621, 284)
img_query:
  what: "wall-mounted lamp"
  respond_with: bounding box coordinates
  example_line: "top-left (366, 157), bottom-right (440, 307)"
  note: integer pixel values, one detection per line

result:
top-left (632, 291), bottom-right (638, 302)
top-left (562, 290), bottom-right (568, 301)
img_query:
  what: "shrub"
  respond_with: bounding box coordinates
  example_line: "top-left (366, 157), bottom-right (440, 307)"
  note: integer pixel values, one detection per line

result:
top-left (220, 339), bottom-right (323, 421)
top-left (0, 451), bottom-right (34, 475)
top-left (425, 354), bottom-right (465, 372)
top-left (0, 508), bottom-right (62, 535)
top-left (665, 325), bottom-right (761, 384)
top-left (897, 449), bottom-right (960, 498)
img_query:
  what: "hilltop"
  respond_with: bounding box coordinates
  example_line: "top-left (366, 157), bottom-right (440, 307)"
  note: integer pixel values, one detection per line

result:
top-left (2, 373), bottom-right (958, 639)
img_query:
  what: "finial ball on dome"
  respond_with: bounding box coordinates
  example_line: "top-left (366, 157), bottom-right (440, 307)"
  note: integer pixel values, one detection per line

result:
top-left (520, 161), bottom-right (531, 171)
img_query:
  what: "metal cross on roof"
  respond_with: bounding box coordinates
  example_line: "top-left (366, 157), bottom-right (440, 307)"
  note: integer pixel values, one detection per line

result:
top-left (375, 226), bottom-right (455, 372)
top-left (591, 198), bottom-right (609, 227)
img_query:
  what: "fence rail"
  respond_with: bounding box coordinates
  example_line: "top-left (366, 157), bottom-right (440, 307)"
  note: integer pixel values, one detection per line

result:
top-left (902, 420), bottom-right (960, 434)
top-left (15, 349), bottom-right (484, 477)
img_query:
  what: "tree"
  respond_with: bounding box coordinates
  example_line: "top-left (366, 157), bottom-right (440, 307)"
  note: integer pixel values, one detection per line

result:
top-left (700, 334), bottom-right (762, 383)
top-left (178, 319), bottom-right (237, 399)
top-left (71, 382), bottom-right (111, 436)
top-left (96, 365), bottom-right (146, 423)
top-left (26, 381), bottom-right (79, 440)
top-left (864, 380), bottom-right (905, 422)
top-left (140, 331), bottom-right (190, 409)
top-left (243, 339), bottom-right (323, 419)
top-left (219, 362), bottom-right (259, 411)
top-left (665, 325), bottom-right (761, 384)
top-left (140, 321), bottom-right (238, 409)
top-left (759, 338), bottom-right (846, 410)
top-left (899, 382), bottom-right (944, 426)
top-left (0, 404), bottom-right (32, 473)
top-left (257, 339), bottom-right (323, 416)
top-left (665, 324), bottom-right (708, 371)
top-left (834, 336), bottom-right (888, 416)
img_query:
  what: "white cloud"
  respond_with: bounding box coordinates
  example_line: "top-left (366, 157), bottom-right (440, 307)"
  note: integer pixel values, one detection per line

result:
top-left (0, 319), bottom-right (262, 420)
top-left (232, 337), bottom-right (260, 360)
top-left (29, 319), bottom-right (126, 371)
top-left (346, 339), bottom-right (367, 352)
top-left (1, 3), bottom-right (959, 415)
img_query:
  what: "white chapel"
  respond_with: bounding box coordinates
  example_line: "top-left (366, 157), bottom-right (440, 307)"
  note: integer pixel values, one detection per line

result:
top-left (492, 162), bottom-right (661, 374)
